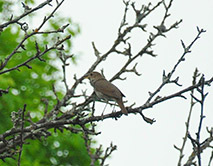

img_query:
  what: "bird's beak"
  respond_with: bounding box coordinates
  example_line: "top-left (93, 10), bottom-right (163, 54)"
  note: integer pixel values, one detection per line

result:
top-left (83, 73), bottom-right (89, 79)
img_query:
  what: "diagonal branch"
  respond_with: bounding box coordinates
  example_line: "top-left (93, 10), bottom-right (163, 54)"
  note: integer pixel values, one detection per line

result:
top-left (145, 27), bottom-right (206, 104)
top-left (0, 0), bottom-right (66, 72)
top-left (0, 35), bottom-right (71, 75)
top-left (0, 0), bottom-right (52, 30)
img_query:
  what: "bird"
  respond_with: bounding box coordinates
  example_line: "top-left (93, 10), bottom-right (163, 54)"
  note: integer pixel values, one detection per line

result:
top-left (85, 71), bottom-right (128, 115)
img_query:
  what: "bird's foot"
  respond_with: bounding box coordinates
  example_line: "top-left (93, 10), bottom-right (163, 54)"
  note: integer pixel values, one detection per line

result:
top-left (101, 112), bottom-right (104, 121)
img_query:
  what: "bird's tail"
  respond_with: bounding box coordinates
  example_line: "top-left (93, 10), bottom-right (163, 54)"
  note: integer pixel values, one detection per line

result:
top-left (116, 99), bottom-right (128, 115)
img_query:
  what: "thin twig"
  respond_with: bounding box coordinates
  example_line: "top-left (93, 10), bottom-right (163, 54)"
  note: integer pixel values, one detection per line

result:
top-left (0, 35), bottom-right (71, 75)
top-left (176, 68), bottom-right (200, 166)
top-left (17, 104), bottom-right (27, 166)
top-left (0, 0), bottom-right (67, 73)
top-left (145, 27), bottom-right (206, 104)
top-left (0, 0), bottom-right (52, 30)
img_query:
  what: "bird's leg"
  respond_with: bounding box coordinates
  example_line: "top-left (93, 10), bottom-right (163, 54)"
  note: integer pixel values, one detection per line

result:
top-left (111, 102), bottom-right (119, 120)
top-left (91, 99), bottom-right (96, 117)
top-left (101, 102), bottom-right (108, 120)
top-left (112, 103), bottom-right (116, 113)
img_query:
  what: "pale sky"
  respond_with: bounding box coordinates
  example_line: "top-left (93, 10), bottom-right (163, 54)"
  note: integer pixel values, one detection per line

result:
top-left (59, 0), bottom-right (213, 165)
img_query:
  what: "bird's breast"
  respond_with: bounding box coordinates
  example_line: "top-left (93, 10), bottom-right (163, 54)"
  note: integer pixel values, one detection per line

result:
top-left (94, 90), bottom-right (115, 101)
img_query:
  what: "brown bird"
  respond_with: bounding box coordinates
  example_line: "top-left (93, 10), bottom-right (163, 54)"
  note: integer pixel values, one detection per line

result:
top-left (85, 71), bottom-right (128, 115)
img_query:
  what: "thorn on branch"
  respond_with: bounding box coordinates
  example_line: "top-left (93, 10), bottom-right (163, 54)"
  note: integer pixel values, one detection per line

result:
top-left (123, 0), bottom-right (130, 6)
top-left (21, 2), bottom-right (32, 12)
top-left (55, 35), bottom-right (71, 47)
top-left (9, 15), bottom-right (13, 21)
top-left (180, 40), bottom-right (185, 51)
top-left (178, 94), bottom-right (187, 100)
top-left (57, 44), bottom-right (64, 50)
top-left (47, 1), bottom-right (53, 6)
top-left (119, 42), bottom-right (132, 56)
top-left (92, 42), bottom-right (101, 58)
top-left (162, 70), bottom-right (169, 83)
top-left (167, 19), bottom-right (183, 31)
top-left (43, 16), bottom-right (47, 22)
top-left (73, 74), bottom-right (78, 81)
top-left (154, 95), bottom-right (162, 101)
top-left (206, 127), bottom-right (213, 136)
top-left (174, 144), bottom-right (181, 151)
top-left (148, 91), bottom-right (153, 97)
top-left (58, 23), bottom-right (69, 32)
top-left (117, 76), bottom-right (127, 81)
top-left (170, 76), bottom-right (182, 86)
top-left (192, 68), bottom-right (200, 86)
top-left (20, 44), bottom-right (26, 50)
top-left (24, 64), bottom-right (32, 69)
top-left (145, 50), bottom-right (157, 57)
top-left (125, 63), bottom-right (142, 76)
top-left (196, 26), bottom-right (206, 33)
top-left (181, 40), bottom-right (190, 53)
top-left (139, 112), bottom-right (156, 124)
top-left (137, 24), bottom-right (147, 32)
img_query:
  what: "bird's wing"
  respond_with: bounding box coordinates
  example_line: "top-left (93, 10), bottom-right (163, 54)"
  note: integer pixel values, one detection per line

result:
top-left (94, 79), bottom-right (125, 99)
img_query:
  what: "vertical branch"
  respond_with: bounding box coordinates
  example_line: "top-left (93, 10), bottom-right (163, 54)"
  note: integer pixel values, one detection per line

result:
top-left (17, 104), bottom-right (27, 166)
top-left (59, 52), bottom-right (69, 92)
top-left (195, 75), bottom-right (207, 166)
top-left (175, 68), bottom-right (200, 166)
top-left (208, 150), bottom-right (213, 166)
top-left (185, 75), bottom-right (209, 166)
top-left (100, 143), bottom-right (117, 166)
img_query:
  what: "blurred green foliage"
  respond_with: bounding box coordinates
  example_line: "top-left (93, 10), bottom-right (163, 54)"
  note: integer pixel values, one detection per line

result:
top-left (0, 0), bottom-right (97, 165)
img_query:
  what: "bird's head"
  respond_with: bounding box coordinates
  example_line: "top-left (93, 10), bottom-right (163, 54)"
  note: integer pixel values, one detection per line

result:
top-left (84, 71), bottom-right (104, 82)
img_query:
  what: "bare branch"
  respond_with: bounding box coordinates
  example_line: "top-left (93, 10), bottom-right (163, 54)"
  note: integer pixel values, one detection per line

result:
top-left (92, 42), bottom-right (101, 58)
top-left (0, 0), bottom-right (67, 73)
top-left (0, 87), bottom-right (10, 97)
top-left (0, 0), bottom-right (53, 30)
top-left (176, 68), bottom-right (200, 166)
top-left (17, 104), bottom-right (27, 166)
top-left (0, 35), bottom-right (71, 75)
top-left (0, 0), bottom-right (212, 165)
top-left (145, 27), bottom-right (206, 105)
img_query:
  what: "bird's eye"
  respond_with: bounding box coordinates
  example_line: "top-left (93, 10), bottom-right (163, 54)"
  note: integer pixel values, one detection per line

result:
top-left (90, 73), bottom-right (93, 76)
